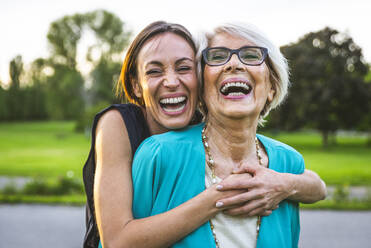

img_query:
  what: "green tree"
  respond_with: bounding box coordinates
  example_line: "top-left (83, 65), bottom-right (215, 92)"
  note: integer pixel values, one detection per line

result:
top-left (47, 14), bottom-right (84, 69)
top-left (271, 27), bottom-right (370, 146)
top-left (23, 58), bottom-right (49, 120)
top-left (46, 13), bottom-right (86, 119)
top-left (0, 83), bottom-right (8, 121)
top-left (45, 10), bottom-right (131, 119)
top-left (45, 64), bottom-right (85, 119)
top-left (88, 58), bottom-right (121, 104)
top-left (85, 10), bottom-right (131, 105)
top-left (357, 66), bottom-right (371, 145)
top-left (6, 55), bottom-right (25, 120)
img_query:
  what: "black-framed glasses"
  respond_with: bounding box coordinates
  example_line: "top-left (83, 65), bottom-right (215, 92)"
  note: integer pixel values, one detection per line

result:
top-left (202, 46), bottom-right (268, 66)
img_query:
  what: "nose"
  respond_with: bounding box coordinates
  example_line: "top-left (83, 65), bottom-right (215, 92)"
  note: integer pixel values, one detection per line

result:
top-left (163, 71), bottom-right (180, 89)
top-left (223, 54), bottom-right (245, 73)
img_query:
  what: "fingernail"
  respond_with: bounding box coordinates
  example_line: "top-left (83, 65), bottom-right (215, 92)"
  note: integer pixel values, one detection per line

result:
top-left (216, 184), bottom-right (223, 190)
top-left (216, 201), bottom-right (224, 208)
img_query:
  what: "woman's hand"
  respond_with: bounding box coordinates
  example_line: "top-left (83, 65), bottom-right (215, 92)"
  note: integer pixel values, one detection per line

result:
top-left (214, 164), bottom-right (288, 217)
top-left (214, 163), bottom-right (327, 217)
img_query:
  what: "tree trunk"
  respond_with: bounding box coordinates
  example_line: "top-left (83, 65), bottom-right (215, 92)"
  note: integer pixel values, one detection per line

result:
top-left (322, 130), bottom-right (329, 148)
top-left (329, 131), bottom-right (337, 145)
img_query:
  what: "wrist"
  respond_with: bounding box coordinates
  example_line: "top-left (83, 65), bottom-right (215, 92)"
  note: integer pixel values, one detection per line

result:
top-left (200, 186), bottom-right (223, 216)
top-left (283, 173), bottom-right (298, 199)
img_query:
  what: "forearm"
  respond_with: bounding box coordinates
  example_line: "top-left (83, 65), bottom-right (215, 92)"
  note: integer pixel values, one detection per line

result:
top-left (285, 169), bottom-right (327, 203)
top-left (103, 189), bottom-right (219, 248)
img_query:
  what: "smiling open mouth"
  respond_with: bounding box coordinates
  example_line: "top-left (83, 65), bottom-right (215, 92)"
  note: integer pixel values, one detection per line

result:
top-left (220, 82), bottom-right (252, 96)
top-left (159, 96), bottom-right (187, 113)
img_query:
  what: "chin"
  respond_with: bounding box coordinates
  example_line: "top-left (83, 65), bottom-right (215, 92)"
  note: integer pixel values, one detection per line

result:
top-left (164, 122), bottom-right (188, 130)
top-left (221, 106), bottom-right (260, 120)
top-left (163, 115), bottom-right (193, 130)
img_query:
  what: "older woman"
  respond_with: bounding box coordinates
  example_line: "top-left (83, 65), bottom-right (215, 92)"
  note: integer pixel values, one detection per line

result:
top-left (86, 21), bottom-right (325, 248)
top-left (131, 22), bottom-right (311, 248)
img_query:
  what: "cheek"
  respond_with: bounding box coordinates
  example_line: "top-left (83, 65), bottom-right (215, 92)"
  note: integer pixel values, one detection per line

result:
top-left (203, 68), bottom-right (217, 90)
top-left (254, 66), bottom-right (271, 94)
top-left (140, 79), bottom-right (157, 103)
top-left (183, 73), bottom-right (197, 88)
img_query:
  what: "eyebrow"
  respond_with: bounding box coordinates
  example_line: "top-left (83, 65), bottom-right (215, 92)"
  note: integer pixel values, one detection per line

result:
top-left (175, 57), bottom-right (194, 65)
top-left (144, 57), bottom-right (194, 69)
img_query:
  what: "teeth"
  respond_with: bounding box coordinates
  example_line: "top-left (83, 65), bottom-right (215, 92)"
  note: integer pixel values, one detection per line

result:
top-left (160, 96), bottom-right (186, 104)
top-left (221, 82), bottom-right (251, 93)
top-left (163, 104), bottom-right (186, 113)
top-left (228, 92), bottom-right (244, 96)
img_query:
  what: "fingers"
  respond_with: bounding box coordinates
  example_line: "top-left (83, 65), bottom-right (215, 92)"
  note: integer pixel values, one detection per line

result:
top-left (223, 200), bottom-right (266, 216)
top-left (216, 190), bottom-right (260, 208)
top-left (223, 201), bottom-right (279, 217)
top-left (217, 174), bottom-right (257, 191)
top-left (259, 210), bottom-right (272, 216)
top-left (248, 204), bottom-right (278, 216)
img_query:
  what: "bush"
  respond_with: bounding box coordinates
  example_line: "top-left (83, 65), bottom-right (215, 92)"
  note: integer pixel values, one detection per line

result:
top-left (21, 175), bottom-right (84, 195)
top-left (23, 178), bottom-right (50, 195)
top-left (1, 182), bottom-right (19, 195)
top-left (333, 184), bottom-right (350, 203)
top-left (54, 176), bottom-right (84, 195)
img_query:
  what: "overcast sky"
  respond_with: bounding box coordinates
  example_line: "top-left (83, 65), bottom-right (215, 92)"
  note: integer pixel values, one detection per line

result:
top-left (1, 0), bottom-right (370, 84)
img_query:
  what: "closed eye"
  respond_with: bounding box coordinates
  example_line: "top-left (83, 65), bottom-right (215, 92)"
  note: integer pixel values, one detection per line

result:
top-left (177, 66), bottom-right (192, 73)
top-left (146, 69), bottom-right (162, 75)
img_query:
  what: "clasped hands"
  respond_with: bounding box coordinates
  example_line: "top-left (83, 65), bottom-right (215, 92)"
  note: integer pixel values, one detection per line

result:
top-left (213, 163), bottom-right (291, 217)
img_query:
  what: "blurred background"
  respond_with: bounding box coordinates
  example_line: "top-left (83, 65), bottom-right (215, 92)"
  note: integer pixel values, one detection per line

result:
top-left (0, 0), bottom-right (370, 247)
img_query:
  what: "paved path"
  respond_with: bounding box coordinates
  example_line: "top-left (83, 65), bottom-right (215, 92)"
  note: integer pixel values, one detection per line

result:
top-left (299, 210), bottom-right (371, 247)
top-left (0, 204), bottom-right (84, 248)
top-left (0, 204), bottom-right (370, 248)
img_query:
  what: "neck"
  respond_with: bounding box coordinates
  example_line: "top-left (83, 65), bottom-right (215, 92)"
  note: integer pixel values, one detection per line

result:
top-left (205, 114), bottom-right (259, 164)
top-left (141, 107), bottom-right (168, 135)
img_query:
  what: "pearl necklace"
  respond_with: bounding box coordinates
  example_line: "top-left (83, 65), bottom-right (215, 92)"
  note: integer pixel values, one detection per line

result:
top-left (201, 124), bottom-right (262, 248)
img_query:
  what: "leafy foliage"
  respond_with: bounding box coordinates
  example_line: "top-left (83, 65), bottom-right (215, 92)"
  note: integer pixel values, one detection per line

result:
top-left (269, 27), bottom-right (371, 146)
top-left (21, 176), bottom-right (83, 195)
top-left (0, 10), bottom-right (131, 122)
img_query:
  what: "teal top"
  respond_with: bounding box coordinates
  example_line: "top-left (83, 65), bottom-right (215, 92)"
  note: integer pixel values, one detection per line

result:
top-left (130, 123), bottom-right (304, 248)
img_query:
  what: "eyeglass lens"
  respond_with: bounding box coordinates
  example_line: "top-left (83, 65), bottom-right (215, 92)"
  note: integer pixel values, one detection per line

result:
top-left (206, 47), bottom-right (264, 65)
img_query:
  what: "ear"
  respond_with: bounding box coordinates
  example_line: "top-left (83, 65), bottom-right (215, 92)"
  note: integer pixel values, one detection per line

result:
top-left (133, 80), bottom-right (142, 98)
top-left (267, 85), bottom-right (275, 102)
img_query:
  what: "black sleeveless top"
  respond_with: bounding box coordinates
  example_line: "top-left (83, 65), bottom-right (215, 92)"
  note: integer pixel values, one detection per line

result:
top-left (82, 104), bottom-right (150, 248)
top-left (82, 103), bottom-right (202, 247)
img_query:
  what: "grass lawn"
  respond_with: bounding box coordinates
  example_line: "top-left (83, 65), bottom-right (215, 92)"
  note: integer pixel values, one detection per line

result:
top-left (0, 121), bottom-right (370, 186)
top-left (0, 121), bottom-right (89, 178)
top-left (262, 131), bottom-right (371, 185)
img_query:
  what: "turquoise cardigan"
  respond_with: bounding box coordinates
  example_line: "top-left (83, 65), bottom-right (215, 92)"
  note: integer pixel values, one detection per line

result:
top-left (131, 123), bottom-right (303, 248)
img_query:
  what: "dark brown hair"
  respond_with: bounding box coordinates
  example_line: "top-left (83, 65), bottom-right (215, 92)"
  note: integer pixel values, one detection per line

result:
top-left (116, 21), bottom-right (197, 105)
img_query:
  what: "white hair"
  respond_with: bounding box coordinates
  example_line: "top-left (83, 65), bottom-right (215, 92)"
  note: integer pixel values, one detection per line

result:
top-left (196, 22), bottom-right (290, 126)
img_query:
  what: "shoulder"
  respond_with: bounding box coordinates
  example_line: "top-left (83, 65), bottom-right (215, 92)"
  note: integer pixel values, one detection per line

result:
top-left (95, 103), bottom-right (142, 122)
top-left (95, 107), bottom-right (132, 158)
top-left (257, 134), bottom-right (304, 174)
top-left (97, 107), bottom-right (127, 133)
top-left (150, 122), bottom-right (204, 144)
top-left (133, 123), bottom-right (204, 168)
top-left (257, 134), bottom-right (301, 156)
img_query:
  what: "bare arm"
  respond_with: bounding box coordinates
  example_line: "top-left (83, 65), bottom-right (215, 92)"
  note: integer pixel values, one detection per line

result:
top-left (285, 169), bottom-right (327, 203)
top-left (214, 164), bottom-right (327, 216)
top-left (94, 110), bottom-right (241, 248)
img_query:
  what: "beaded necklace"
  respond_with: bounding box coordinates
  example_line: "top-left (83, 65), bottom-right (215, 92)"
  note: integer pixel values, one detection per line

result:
top-left (201, 124), bottom-right (262, 248)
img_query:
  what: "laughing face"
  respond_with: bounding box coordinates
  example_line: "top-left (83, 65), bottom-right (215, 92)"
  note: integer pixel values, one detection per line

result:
top-left (203, 32), bottom-right (275, 123)
top-left (135, 32), bottom-right (198, 133)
